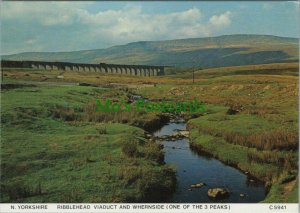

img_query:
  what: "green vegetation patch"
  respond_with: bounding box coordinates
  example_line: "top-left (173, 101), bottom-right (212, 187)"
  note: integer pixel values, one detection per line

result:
top-left (1, 84), bottom-right (176, 202)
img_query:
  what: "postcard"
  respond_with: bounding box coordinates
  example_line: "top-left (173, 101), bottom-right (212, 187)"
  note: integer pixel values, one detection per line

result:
top-left (0, 1), bottom-right (299, 213)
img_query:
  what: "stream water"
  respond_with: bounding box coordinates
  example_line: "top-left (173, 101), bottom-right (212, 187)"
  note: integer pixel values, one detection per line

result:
top-left (153, 120), bottom-right (267, 203)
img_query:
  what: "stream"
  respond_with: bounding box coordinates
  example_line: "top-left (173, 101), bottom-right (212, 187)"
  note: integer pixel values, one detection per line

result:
top-left (153, 119), bottom-right (267, 203)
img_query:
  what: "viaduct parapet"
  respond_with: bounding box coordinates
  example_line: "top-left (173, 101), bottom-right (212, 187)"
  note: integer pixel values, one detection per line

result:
top-left (1, 60), bottom-right (165, 76)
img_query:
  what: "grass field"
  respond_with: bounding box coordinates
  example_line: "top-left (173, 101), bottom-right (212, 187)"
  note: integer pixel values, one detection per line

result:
top-left (1, 84), bottom-right (175, 202)
top-left (1, 61), bottom-right (298, 202)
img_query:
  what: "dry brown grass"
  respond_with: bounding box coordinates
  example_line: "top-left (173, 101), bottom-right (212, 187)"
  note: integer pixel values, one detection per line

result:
top-left (2, 68), bottom-right (201, 86)
top-left (247, 149), bottom-right (297, 170)
top-left (224, 129), bottom-right (298, 150)
top-left (196, 126), bottom-right (298, 150)
top-left (192, 62), bottom-right (299, 77)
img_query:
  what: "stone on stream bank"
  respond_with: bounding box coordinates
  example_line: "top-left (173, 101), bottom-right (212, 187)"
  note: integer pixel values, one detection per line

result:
top-left (178, 130), bottom-right (189, 137)
top-left (191, 182), bottom-right (206, 188)
top-left (154, 130), bottom-right (189, 141)
top-left (207, 188), bottom-right (230, 199)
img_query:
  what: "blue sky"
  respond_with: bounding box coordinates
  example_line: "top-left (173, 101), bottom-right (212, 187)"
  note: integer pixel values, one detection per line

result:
top-left (1, 1), bottom-right (299, 55)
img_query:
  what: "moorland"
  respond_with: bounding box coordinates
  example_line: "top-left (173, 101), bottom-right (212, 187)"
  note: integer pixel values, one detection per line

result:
top-left (1, 35), bottom-right (299, 203)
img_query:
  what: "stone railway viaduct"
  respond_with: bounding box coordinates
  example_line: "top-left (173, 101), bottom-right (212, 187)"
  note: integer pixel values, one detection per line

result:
top-left (1, 60), bottom-right (165, 76)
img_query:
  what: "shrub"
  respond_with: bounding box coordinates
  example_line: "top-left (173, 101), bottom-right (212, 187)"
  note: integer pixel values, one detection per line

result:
top-left (49, 105), bottom-right (78, 121)
top-left (247, 149), bottom-right (297, 170)
top-left (97, 126), bottom-right (107, 134)
top-left (144, 142), bottom-right (164, 164)
top-left (61, 188), bottom-right (82, 202)
top-left (197, 125), bottom-right (298, 150)
top-left (118, 166), bottom-right (141, 185)
top-left (2, 178), bottom-right (42, 201)
top-left (118, 165), bottom-right (176, 201)
top-left (121, 140), bottom-right (138, 157)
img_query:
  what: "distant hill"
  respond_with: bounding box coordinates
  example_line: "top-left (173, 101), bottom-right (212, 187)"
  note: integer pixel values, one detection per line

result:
top-left (2, 34), bottom-right (298, 68)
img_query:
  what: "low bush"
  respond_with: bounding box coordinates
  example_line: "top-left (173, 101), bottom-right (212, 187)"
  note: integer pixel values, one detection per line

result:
top-left (2, 178), bottom-right (42, 201)
top-left (143, 142), bottom-right (164, 164)
top-left (247, 149), bottom-right (297, 170)
top-left (121, 140), bottom-right (139, 157)
top-left (97, 126), bottom-right (107, 134)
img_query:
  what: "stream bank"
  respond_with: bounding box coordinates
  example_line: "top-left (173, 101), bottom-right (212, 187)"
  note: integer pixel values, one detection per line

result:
top-left (152, 116), bottom-right (266, 203)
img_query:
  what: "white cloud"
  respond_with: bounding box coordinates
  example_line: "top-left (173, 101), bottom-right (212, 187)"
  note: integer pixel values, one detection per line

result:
top-left (209, 11), bottom-right (232, 30)
top-left (74, 6), bottom-right (206, 41)
top-left (1, 2), bottom-right (88, 26)
top-left (1, 2), bottom-right (233, 54)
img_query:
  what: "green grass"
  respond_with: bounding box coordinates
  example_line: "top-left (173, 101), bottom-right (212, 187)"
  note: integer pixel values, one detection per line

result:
top-left (1, 84), bottom-right (104, 109)
top-left (192, 112), bottom-right (279, 135)
top-left (287, 180), bottom-right (298, 202)
top-left (187, 105), bottom-right (298, 202)
top-left (263, 176), bottom-right (298, 203)
top-left (1, 84), bottom-right (176, 202)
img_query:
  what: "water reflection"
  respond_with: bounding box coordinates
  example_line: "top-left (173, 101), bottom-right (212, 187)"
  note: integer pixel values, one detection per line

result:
top-left (153, 121), bottom-right (266, 203)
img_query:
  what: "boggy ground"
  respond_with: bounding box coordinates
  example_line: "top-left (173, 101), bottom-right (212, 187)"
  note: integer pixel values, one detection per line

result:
top-left (1, 62), bottom-right (298, 202)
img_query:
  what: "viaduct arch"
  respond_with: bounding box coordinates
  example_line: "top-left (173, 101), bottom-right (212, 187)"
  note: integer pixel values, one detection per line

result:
top-left (1, 60), bottom-right (165, 76)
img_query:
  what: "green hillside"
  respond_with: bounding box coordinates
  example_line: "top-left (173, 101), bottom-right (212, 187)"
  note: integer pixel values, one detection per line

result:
top-left (2, 34), bottom-right (298, 68)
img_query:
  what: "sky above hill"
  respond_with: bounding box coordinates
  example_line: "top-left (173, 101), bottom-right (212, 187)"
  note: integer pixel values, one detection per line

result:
top-left (1, 1), bottom-right (299, 55)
